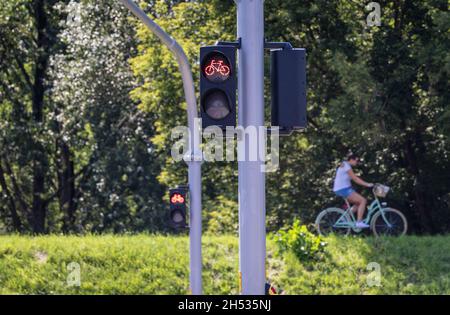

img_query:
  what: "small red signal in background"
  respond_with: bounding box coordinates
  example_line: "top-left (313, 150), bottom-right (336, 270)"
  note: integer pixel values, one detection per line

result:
top-left (168, 188), bottom-right (187, 229)
top-left (170, 193), bottom-right (185, 204)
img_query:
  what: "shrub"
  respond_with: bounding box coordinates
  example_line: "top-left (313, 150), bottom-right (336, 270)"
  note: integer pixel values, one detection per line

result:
top-left (205, 196), bottom-right (238, 235)
top-left (274, 219), bottom-right (327, 262)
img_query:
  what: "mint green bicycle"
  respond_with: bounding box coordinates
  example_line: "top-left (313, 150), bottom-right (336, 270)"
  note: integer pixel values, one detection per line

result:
top-left (315, 184), bottom-right (408, 237)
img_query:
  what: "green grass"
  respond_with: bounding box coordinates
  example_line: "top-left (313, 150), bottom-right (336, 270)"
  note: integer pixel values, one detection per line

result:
top-left (0, 234), bottom-right (449, 294)
top-left (275, 235), bottom-right (450, 294)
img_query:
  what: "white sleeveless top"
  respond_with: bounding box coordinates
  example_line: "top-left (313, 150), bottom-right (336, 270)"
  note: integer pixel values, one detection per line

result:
top-left (333, 161), bottom-right (352, 191)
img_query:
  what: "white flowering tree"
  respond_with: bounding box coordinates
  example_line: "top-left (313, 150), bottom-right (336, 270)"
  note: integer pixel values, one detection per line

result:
top-left (0, 0), bottom-right (164, 233)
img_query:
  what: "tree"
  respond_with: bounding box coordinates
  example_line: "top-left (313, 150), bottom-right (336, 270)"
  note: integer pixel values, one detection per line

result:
top-left (49, 0), bottom-right (166, 233)
top-left (0, 0), bottom-right (63, 233)
top-left (1, 0), bottom-right (448, 234)
top-left (129, 0), bottom-right (238, 232)
top-left (0, 0), bottom-right (165, 233)
top-left (130, 0), bottom-right (450, 234)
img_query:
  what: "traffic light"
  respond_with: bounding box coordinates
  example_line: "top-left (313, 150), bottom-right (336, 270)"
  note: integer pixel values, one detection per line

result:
top-left (169, 187), bottom-right (188, 229)
top-left (270, 48), bottom-right (307, 132)
top-left (200, 45), bottom-right (237, 129)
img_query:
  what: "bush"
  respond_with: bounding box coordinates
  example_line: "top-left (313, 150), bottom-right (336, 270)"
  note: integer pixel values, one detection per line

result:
top-left (205, 196), bottom-right (238, 235)
top-left (274, 219), bottom-right (327, 262)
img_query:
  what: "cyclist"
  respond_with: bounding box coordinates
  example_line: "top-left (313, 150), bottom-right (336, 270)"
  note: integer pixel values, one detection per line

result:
top-left (333, 153), bottom-right (374, 228)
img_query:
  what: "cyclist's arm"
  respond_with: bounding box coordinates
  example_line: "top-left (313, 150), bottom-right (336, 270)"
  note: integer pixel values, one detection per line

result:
top-left (348, 169), bottom-right (373, 188)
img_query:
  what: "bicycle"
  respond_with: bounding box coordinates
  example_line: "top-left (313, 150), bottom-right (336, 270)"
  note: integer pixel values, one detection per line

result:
top-left (315, 184), bottom-right (408, 237)
top-left (204, 59), bottom-right (230, 77)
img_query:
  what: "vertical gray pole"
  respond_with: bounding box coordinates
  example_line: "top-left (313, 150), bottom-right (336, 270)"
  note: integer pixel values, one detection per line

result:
top-left (118, 0), bottom-right (202, 294)
top-left (188, 125), bottom-right (202, 295)
top-left (236, 0), bottom-right (266, 295)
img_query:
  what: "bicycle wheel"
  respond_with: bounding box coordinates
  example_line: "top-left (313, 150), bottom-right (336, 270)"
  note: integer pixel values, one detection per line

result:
top-left (370, 208), bottom-right (408, 237)
top-left (204, 65), bottom-right (215, 76)
top-left (315, 208), bottom-right (351, 236)
top-left (219, 65), bottom-right (230, 76)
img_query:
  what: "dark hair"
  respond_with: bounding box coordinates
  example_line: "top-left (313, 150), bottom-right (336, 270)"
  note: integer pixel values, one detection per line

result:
top-left (347, 153), bottom-right (359, 161)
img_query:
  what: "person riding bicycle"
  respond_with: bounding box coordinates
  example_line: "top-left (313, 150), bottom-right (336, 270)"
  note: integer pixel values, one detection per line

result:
top-left (333, 153), bottom-right (374, 229)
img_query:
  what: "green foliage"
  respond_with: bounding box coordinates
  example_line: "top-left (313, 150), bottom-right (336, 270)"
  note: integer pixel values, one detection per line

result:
top-left (274, 220), bottom-right (327, 262)
top-left (0, 0), bottom-right (165, 233)
top-left (0, 0), bottom-right (449, 235)
top-left (204, 196), bottom-right (238, 235)
top-left (0, 235), bottom-right (449, 294)
top-left (264, 0), bottom-right (450, 233)
top-left (277, 235), bottom-right (450, 294)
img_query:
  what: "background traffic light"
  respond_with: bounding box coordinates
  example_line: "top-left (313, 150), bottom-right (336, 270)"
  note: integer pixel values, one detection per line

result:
top-left (169, 187), bottom-right (188, 229)
top-left (200, 45), bottom-right (237, 129)
top-left (270, 48), bottom-right (307, 132)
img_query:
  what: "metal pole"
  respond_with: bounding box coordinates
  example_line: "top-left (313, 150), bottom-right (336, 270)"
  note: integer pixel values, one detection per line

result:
top-left (119, 0), bottom-right (202, 295)
top-left (236, 0), bottom-right (266, 295)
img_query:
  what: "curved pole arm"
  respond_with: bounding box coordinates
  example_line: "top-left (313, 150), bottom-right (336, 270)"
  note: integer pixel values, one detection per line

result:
top-left (119, 0), bottom-right (198, 134)
top-left (118, 0), bottom-right (202, 295)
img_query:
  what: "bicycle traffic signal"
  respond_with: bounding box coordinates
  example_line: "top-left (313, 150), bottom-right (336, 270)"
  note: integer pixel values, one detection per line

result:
top-left (169, 187), bottom-right (188, 229)
top-left (200, 45), bottom-right (237, 129)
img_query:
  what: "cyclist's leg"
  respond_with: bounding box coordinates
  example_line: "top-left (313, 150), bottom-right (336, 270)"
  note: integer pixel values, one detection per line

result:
top-left (346, 201), bottom-right (357, 213)
top-left (347, 192), bottom-right (367, 221)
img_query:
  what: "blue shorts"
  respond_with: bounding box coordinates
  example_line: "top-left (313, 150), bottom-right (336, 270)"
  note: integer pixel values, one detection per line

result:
top-left (334, 187), bottom-right (355, 198)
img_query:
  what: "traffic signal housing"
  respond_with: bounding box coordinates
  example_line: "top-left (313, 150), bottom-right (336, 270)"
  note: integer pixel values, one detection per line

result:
top-left (200, 45), bottom-right (237, 130)
top-left (169, 187), bottom-right (188, 229)
top-left (270, 48), bottom-right (307, 132)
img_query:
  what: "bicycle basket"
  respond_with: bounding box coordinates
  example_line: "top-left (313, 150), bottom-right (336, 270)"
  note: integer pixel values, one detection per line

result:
top-left (374, 184), bottom-right (390, 197)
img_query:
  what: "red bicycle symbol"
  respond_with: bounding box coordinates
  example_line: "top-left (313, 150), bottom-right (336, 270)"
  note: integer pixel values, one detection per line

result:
top-left (204, 59), bottom-right (230, 77)
top-left (171, 193), bottom-right (185, 204)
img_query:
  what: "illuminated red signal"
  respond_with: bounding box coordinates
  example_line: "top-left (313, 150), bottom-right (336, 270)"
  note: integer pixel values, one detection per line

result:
top-left (204, 59), bottom-right (230, 77)
top-left (202, 52), bottom-right (231, 83)
top-left (170, 193), bottom-right (185, 204)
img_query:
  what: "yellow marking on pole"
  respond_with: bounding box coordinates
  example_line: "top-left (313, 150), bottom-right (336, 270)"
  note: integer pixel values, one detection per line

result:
top-left (239, 271), bottom-right (242, 293)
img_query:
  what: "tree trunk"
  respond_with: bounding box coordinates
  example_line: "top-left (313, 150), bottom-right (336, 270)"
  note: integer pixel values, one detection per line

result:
top-left (32, 161), bottom-right (46, 234)
top-left (0, 162), bottom-right (22, 231)
top-left (31, 0), bottom-right (49, 234)
top-left (404, 138), bottom-right (435, 233)
top-left (59, 140), bottom-right (77, 233)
